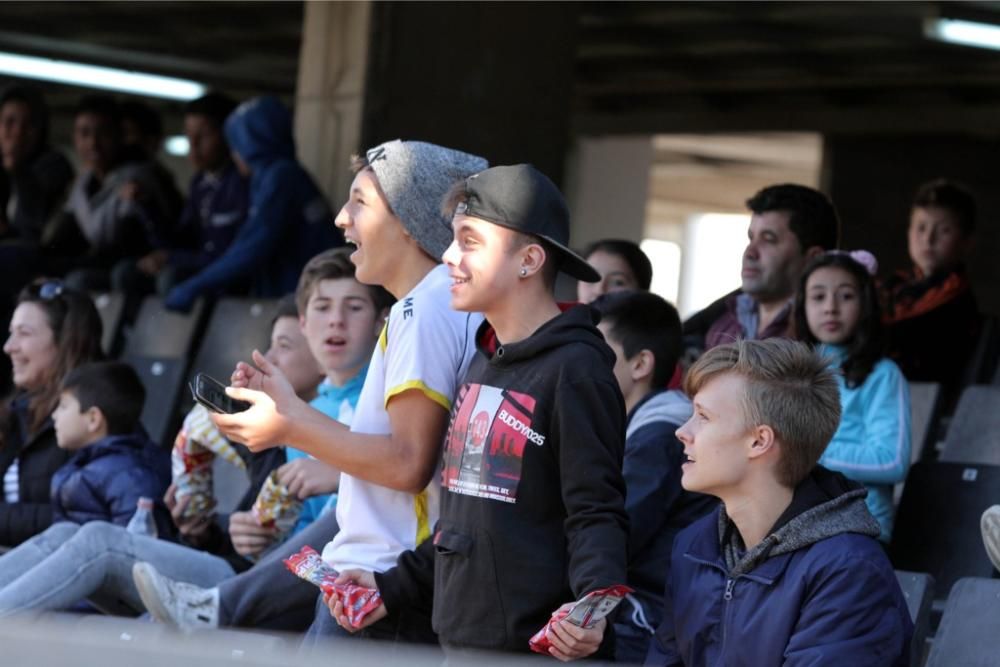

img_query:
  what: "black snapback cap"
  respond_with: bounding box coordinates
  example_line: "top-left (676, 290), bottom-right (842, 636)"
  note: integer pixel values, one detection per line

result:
top-left (454, 164), bottom-right (600, 283)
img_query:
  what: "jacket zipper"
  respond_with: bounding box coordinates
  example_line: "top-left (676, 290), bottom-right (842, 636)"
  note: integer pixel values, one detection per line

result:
top-left (719, 578), bottom-right (735, 661)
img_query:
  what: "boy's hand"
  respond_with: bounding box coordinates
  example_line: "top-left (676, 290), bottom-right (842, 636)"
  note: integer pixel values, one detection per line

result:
top-left (228, 510), bottom-right (278, 557)
top-left (327, 569), bottom-right (387, 631)
top-left (278, 458), bottom-right (340, 499)
top-left (211, 350), bottom-right (301, 451)
top-left (164, 484), bottom-right (214, 546)
top-left (545, 603), bottom-right (607, 662)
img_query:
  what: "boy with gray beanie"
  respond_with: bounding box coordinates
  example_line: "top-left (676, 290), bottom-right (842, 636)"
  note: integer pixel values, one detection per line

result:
top-left (209, 140), bottom-right (487, 645)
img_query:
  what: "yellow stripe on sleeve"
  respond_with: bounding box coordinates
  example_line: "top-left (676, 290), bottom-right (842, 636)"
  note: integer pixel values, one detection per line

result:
top-left (385, 380), bottom-right (452, 411)
top-left (414, 489), bottom-right (431, 545)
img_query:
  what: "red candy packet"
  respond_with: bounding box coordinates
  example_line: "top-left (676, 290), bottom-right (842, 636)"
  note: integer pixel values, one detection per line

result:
top-left (528, 584), bottom-right (634, 656)
top-left (283, 545), bottom-right (382, 628)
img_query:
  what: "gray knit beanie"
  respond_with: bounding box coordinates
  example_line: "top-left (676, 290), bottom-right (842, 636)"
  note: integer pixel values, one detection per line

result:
top-left (364, 140), bottom-right (489, 259)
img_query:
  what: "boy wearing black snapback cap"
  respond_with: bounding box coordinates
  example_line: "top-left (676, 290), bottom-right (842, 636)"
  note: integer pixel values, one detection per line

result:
top-left (332, 164), bottom-right (630, 661)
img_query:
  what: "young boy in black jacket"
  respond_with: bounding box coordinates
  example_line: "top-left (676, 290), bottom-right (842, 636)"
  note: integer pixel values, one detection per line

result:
top-left (592, 291), bottom-right (716, 663)
top-left (331, 164), bottom-right (630, 660)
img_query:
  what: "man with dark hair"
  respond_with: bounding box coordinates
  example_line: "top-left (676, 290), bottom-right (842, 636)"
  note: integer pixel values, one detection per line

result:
top-left (683, 183), bottom-right (840, 352)
top-left (114, 92), bottom-right (249, 299)
top-left (164, 96), bottom-right (340, 311)
top-left (883, 178), bottom-right (980, 403)
top-left (51, 95), bottom-right (176, 290)
top-left (592, 291), bottom-right (715, 663)
top-left (0, 84), bottom-right (74, 245)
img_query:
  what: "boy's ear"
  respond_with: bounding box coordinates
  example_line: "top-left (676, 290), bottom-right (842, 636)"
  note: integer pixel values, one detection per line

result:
top-left (804, 245), bottom-right (824, 261)
top-left (84, 406), bottom-right (106, 435)
top-left (299, 313), bottom-right (307, 331)
top-left (747, 423), bottom-right (778, 461)
top-left (629, 349), bottom-right (656, 384)
top-left (518, 243), bottom-right (548, 279)
top-left (374, 307), bottom-right (389, 338)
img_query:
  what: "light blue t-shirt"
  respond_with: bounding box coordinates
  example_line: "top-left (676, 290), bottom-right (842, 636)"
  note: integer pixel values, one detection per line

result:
top-left (286, 366), bottom-right (367, 534)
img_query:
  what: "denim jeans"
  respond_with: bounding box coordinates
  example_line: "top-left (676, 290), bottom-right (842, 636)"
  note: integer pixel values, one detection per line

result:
top-left (0, 521), bottom-right (235, 616)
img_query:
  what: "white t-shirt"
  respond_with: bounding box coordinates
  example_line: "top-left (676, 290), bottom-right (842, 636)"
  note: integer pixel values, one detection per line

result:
top-left (323, 264), bottom-right (482, 572)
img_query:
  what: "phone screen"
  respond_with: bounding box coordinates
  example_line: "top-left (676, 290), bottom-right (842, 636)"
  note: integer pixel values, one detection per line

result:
top-left (191, 373), bottom-right (251, 414)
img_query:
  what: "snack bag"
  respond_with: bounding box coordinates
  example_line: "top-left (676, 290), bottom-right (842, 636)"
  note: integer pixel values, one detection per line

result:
top-left (171, 404), bottom-right (246, 520)
top-left (283, 545), bottom-right (382, 628)
top-left (528, 585), bottom-right (634, 656)
top-left (252, 470), bottom-right (302, 538)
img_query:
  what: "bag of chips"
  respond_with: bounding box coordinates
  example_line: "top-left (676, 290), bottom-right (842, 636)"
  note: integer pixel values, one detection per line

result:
top-left (171, 404), bottom-right (246, 520)
top-left (529, 584), bottom-right (634, 656)
top-left (283, 545), bottom-right (382, 628)
top-left (252, 470), bottom-right (302, 538)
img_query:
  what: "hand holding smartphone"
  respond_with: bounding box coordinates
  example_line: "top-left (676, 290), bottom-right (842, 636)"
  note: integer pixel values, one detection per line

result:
top-left (190, 372), bottom-right (252, 414)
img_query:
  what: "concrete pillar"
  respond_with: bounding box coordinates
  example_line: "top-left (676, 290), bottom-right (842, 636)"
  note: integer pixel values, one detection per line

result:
top-left (293, 1), bottom-right (372, 206)
top-left (563, 136), bottom-right (654, 248)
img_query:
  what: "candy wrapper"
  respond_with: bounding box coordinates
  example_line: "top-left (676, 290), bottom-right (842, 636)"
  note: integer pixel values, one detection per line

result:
top-left (283, 545), bottom-right (382, 628)
top-left (528, 584), bottom-right (634, 656)
top-left (252, 470), bottom-right (302, 537)
top-left (171, 404), bottom-right (246, 520)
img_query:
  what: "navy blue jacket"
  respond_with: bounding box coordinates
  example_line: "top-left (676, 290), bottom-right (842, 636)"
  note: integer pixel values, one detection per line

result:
top-left (616, 390), bottom-right (716, 664)
top-left (49, 432), bottom-right (173, 537)
top-left (647, 468), bottom-right (912, 667)
top-left (165, 96), bottom-right (341, 311)
top-left (166, 162), bottom-right (249, 275)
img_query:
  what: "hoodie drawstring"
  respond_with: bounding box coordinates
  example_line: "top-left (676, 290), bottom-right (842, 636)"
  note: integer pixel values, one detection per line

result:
top-left (626, 593), bottom-right (656, 634)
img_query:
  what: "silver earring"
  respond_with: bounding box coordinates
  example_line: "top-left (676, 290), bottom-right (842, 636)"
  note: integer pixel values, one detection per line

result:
top-left (519, 267), bottom-right (528, 277)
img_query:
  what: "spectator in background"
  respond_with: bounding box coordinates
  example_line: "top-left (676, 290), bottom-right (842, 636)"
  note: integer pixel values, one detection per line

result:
top-left (0, 279), bottom-right (103, 547)
top-left (0, 85), bottom-right (74, 247)
top-left (576, 238), bottom-right (653, 304)
top-left (165, 96), bottom-right (342, 311)
top-left (47, 96), bottom-right (175, 290)
top-left (120, 99), bottom-right (184, 224)
top-left (592, 291), bottom-right (716, 664)
top-left (794, 251), bottom-right (910, 542)
top-left (0, 85), bottom-right (74, 303)
top-left (682, 184), bottom-right (840, 352)
top-left (883, 179), bottom-right (980, 404)
top-left (113, 93), bottom-right (249, 302)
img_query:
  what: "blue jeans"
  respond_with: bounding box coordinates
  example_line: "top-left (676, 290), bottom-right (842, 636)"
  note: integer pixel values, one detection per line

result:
top-left (0, 521), bottom-right (235, 616)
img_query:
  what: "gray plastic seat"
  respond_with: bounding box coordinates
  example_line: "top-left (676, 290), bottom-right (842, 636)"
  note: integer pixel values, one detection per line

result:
top-left (939, 386), bottom-right (1000, 465)
top-left (123, 296), bottom-right (207, 360)
top-left (125, 355), bottom-right (188, 449)
top-left (925, 577), bottom-right (1000, 667)
top-left (894, 570), bottom-right (935, 667)
top-left (891, 462), bottom-right (999, 594)
top-left (909, 381), bottom-right (941, 464)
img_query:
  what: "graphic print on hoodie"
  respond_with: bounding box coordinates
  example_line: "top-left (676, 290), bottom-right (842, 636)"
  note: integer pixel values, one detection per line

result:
top-left (442, 384), bottom-right (539, 504)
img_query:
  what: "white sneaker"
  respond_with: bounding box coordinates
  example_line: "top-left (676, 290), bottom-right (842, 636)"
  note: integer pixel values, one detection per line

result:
top-left (132, 561), bottom-right (220, 631)
top-left (981, 505), bottom-right (1000, 573)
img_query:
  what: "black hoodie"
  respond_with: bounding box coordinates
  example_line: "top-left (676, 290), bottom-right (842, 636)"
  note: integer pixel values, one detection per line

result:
top-left (377, 304), bottom-right (629, 654)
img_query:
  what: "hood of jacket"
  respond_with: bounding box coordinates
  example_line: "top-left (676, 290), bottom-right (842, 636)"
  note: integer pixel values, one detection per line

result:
top-left (475, 303), bottom-right (615, 370)
top-left (626, 389), bottom-right (692, 439)
top-left (224, 96), bottom-right (295, 168)
top-left (719, 465), bottom-right (880, 576)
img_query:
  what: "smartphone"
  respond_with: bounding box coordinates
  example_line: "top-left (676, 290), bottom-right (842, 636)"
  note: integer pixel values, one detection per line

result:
top-left (190, 372), bottom-right (251, 414)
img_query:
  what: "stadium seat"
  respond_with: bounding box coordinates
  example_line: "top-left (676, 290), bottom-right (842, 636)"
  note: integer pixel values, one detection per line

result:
top-left (91, 292), bottom-right (126, 357)
top-left (960, 315), bottom-right (999, 387)
top-left (909, 382), bottom-right (941, 463)
top-left (895, 570), bottom-right (935, 667)
top-left (939, 386), bottom-right (1000, 466)
top-left (124, 355), bottom-right (189, 449)
top-left (182, 298), bottom-right (278, 412)
top-left (123, 296), bottom-right (208, 360)
top-left (924, 577), bottom-right (1000, 667)
top-left (891, 461), bottom-right (999, 595)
